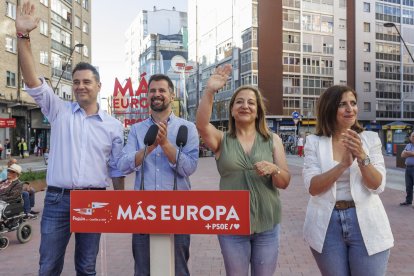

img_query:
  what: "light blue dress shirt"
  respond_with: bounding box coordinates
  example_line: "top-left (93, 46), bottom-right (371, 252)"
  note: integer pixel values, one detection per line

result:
top-left (118, 114), bottom-right (199, 191)
top-left (25, 79), bottom-right (124, 189)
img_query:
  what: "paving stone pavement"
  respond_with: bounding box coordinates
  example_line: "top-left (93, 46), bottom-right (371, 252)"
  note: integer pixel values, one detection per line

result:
top-left (0, 155), bottom-right (413, 275)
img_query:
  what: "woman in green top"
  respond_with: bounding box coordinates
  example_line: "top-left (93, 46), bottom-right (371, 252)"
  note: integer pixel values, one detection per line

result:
top-left (196, 64), bottom-right (291, 275)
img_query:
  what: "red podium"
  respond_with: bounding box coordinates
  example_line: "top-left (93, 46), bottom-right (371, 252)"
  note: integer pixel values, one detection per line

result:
top-left (71, 190), bottom-right (250, 275)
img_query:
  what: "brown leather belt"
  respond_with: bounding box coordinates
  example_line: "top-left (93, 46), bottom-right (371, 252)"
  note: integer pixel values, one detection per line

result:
top-left (334, 200), bottom-right (355, 210)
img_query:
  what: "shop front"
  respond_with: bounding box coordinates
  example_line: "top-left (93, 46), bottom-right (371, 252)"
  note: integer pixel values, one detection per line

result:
top-left (382, 121), bottom-right (412, 155)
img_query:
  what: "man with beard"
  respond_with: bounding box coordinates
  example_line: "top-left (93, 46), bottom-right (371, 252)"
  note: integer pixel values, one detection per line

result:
top-left (118, 74), bottom-right (199, 276)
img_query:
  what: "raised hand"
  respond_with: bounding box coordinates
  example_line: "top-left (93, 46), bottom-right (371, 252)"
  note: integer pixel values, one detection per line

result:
top-left (205, 64), bottom-right (232, 93)
top-left (16, 1), bottom-right (40, 34)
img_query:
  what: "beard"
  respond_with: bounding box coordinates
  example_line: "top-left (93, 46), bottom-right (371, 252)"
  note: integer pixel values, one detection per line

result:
top-left (150, 97), bottom-right (170, 112)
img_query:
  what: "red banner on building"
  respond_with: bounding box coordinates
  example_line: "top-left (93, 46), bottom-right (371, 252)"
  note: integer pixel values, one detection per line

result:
top-left (0, 118), bottom-right (16, 128)
top-left (70, 191), bottom-right (250, 235)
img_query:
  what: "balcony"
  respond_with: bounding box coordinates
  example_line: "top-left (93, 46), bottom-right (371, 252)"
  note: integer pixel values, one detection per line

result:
top-left (51, 40), bottom-right (71, 55)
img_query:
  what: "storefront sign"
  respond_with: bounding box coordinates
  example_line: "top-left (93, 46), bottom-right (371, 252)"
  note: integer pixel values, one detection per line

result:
top-left (0, 118), bottom-right (16, 128)
top-left (113, 73), bottom-right (150, 127)
top-left (71, 191), bottom-right (250, 235)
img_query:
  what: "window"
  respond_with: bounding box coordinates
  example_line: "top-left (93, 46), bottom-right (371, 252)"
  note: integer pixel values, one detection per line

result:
top-left (364, 82), bottom-right (371, 92)
top-left (339, 19), bottom-right (346, 29)
top-left (5, 36), bottom-right (16, 53)
top-left (6, 71), bottom-right (16, 87)
top-left (40, 0), bottom-right (48, 6)
top-left (363, 102), bottom-right (371, 112)
top-left (363, 2), bottom-right (370, 12)
top-left (83, 22), bottom-right (89, 34)
top-left (6, 2), bottom-right (16, 19)
top-left (83, 45), bottom-right (89, 57)
top-left (40, 51), bottom-right (48, 65)
top-left (75, 16), bottom-right (81, 28)
top-left (363, 22), bottom-right (370, 32)
top-left (339, 39), bottom-right (346, 50)
top-left (364, 62), bottom-right (371, 72)
top-left (40, 20), bottom-right (48, 36)
top-left (82, 0), bottom-right (89, 9)
top-left (363, 42), bottom-right (371, 52)
top-left (340, 60), bottom-right (347, 70)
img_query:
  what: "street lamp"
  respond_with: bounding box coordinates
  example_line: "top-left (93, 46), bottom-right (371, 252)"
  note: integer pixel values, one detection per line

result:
top-left (383, 23), bottom-right (414, 118)
top-left (53, 43), bottom-right (84, 93)
top-left (383, 23), bottom-right (414, 63)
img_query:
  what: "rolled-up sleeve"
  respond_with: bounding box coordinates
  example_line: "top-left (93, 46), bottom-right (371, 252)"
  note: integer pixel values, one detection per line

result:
top-left (302, 135), bottom-right (322, 193)
top-left (24, 78), bottom-right (65, 123)
top-left (363, 132), bottom-right (386, 194)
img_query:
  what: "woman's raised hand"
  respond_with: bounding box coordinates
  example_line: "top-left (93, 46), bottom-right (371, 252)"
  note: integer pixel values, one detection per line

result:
top-left (205, 64), bottom-right (232, 93)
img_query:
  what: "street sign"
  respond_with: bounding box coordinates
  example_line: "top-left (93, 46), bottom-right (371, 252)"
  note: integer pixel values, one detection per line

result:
top-left (293, 118), bottom-right (299, 125)
top-left (292, 111), bottom-right (300, 119)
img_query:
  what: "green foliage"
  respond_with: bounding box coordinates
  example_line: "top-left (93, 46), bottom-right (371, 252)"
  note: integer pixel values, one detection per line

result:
top-left (20, 170), bottom-right (46, 181)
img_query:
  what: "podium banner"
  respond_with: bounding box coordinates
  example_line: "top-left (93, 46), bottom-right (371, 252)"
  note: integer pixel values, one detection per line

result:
top-left (70, 190), bottom-right (250, 235)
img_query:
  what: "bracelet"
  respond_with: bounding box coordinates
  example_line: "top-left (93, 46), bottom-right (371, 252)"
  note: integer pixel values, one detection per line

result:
top-left (17, 32), bottom-right (30, 40)
top-left (272, 166), bottom-right (281, 177)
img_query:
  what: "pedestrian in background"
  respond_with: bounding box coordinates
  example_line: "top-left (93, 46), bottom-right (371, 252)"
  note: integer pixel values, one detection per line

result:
top-left (18, 138), bottom-right (27, 159)
top-left (117, 73), bottom-right (199, 276)
top-left (196, 64), bottom-right (291, 275)
top-left (303, 85), bottom-right (393, 275)
top-left (400, 131), bottom-right (414, 207)
top-left (16, 2), bottom-right (125, 275)
top-left (5, 139), bottom-right (11, 159)
top-left (297, 134), bottom-right (304, 157)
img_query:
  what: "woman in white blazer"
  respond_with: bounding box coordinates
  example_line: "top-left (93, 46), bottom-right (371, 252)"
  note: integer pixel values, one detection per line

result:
top-left (303, 85), bottom-right (393, 276)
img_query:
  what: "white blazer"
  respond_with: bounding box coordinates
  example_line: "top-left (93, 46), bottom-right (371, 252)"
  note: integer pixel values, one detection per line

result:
top-left (302, 131), bottom-right (394, 256)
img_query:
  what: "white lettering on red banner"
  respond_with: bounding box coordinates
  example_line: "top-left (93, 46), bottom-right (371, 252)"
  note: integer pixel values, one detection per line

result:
top-left (70, 191), bottom-right (250, 235)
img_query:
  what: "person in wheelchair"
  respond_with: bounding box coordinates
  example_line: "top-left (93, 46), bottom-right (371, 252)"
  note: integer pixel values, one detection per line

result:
top-left (0, 164), bottom-right (35, 220)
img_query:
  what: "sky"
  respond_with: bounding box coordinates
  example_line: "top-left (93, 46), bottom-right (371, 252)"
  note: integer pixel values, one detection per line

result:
top-left (91, 0), bottom-right (187, 98)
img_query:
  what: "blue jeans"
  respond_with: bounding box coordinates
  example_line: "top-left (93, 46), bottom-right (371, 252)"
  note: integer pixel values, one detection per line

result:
top-left (404, 166), bottom-right (414, 203)
top-left (39, 190), bottom-right (101, 276)
top-left (218, 224), bottom-right (280, 276)
top-left (21, 191), bottom-right (35, 214)
top-left (132, 234), bottom-right (190, 276)
top-left (311, 208), bottom-right (390, 276)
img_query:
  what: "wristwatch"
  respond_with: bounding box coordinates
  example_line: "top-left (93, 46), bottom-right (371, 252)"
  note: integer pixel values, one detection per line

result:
top-left (358, 155), bottom-right (371, 167)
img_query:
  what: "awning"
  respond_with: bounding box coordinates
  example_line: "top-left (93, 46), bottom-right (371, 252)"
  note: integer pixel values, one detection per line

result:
top-left (382, 121), bottom-right (413, 130)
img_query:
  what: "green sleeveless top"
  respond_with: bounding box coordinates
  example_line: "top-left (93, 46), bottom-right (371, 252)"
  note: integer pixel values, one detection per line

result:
top-left (216, 132), bottom-right (281, 233)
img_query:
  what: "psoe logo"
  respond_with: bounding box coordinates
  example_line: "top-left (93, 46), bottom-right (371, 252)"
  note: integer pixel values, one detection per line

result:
top-left (73, 202), bottom-right (109, 216)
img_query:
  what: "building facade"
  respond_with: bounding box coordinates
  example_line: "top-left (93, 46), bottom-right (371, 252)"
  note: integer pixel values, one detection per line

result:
top-left (1, 0), bottom-right (91, 155)
top-left (187, 0), bottom-right (414, 147)
top-left (124, 6), bottom-right (188, 124)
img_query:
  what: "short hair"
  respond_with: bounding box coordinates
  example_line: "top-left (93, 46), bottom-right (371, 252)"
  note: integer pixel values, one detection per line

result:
top-left (72, 62), bottom-right (100, 82)
top-left (315, 85), bottom-right (363, 137)
top-left (228, 85), bottom-right (271, 140)
top-left (148, 74), bottom-right (174, 93)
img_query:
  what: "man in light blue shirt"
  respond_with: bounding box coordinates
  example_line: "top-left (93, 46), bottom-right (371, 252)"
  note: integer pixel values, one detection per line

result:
top-left (401, 131), bottom-right (414, 206)
top-left (118, 74), bottom-right (199, 276)
top-left (16, 3), bottom-right (124, 275)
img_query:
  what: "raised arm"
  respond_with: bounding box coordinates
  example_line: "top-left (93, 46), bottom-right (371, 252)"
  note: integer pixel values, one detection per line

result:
top-left (16, 1), bottom-right (41, 88)
top-left (196, 64), bottom-right (232, 154)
